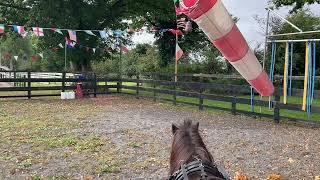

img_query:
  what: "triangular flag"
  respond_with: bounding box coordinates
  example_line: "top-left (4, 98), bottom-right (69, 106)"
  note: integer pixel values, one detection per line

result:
top-left (169, 29), bottom-right (183, 36)
top-left (65, 37), bottom-right (76, 48)
top-left (114, 30), bottom-right (123, 37)
top-left (0, 24), bottom-right (4, 34)
top-left (52, 28), bottom-right (63, 35)
top-left (4, 53), bottom-right (12, 60)
top-left (93, 48), bottom-right (96, 53)
top-left (68, 30), bottom-right (77, 41)
top-left (38, 53), bottom-right (44, 58)
top-left (14, 56), bottom-right (19, 61)
top-left (120, 45), bottom-right (129, 54)
top-left (58, 43), bottom-right (64, 48)
top-left (85, 30), bottom-right (96, 36)
top-left (175, 43), bottom-right (184, 62)
top-left (13, 25), bottom-right (26, 35)
top-left (32, 27), bottom-right (44, 37)
top-left (99, 31), bottom-right (108, 39)
top-left (31, 55), bottom-right (39, 61)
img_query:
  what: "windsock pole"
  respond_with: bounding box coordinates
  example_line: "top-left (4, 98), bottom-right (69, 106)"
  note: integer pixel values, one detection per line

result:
top-left (175, 0), bottom-right (274, 96)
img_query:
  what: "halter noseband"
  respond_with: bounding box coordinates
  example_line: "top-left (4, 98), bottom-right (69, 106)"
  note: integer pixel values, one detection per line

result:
top-left (168, 159), bottom-right (230, 180)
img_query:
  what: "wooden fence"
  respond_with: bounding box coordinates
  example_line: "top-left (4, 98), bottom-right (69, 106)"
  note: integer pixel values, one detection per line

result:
top-left (0, 71), bottom-right (319, 124)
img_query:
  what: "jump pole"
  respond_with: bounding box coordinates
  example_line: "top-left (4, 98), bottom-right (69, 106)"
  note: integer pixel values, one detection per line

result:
top-left (64, 41), bottom-right (67, 71)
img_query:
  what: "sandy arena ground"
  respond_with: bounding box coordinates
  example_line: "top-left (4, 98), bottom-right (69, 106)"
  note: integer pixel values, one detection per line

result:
top-left (0, 96), bottom-right (319, 179)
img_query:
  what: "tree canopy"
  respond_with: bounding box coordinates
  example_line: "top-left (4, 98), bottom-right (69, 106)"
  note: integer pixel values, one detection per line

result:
top-left (272, 0), bottom-right (320, 12)
top-left (266, 9), bottom-right (320, 76)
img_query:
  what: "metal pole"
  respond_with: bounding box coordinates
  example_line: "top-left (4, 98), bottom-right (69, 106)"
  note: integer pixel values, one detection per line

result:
top-left (268, 30), bottom-right (320, 37)
top-left (260, 9), bottom-right (270, 114)
top-left (175, 34), bottom-right (178, 82)
top-left (263, 9), bottom-right (270, 70)
top-left (64, 41), bottom-right (67, 71)
top-left (0, 49), bottom-right (2, 69)
top-left (268, 8), bottom-right (303, 33)
top-left (268, 39), bottom-right (320, 43)
top-left (119, 38), bottom-right (122, 76)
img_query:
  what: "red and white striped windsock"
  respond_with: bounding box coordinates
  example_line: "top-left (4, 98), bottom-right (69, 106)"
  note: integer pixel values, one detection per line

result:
top-left (175, 0), bottom-right (274, 96)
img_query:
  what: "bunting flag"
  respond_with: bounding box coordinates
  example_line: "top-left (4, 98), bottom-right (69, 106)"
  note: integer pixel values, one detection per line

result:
top-left (65, 37), bottom-right (76, 48)
top-left (4, 53), bottom-right (12, 60)
top-left (120, 45), bottom-right (129, 54)
top-left (13, 25), bottom-right (26, 35)
top-left (0, 24), bottom-right (4, 34)
top-left (114, 30), bottom-right (123, 37)
top-left (93, 48), bottom-right (96, 53)
top-left (38, 53), bottom-right (44, 58)
top-left (169, 29), bottom-right (183, 36)
top-left (14, 56), bottom-right (19, 61)
top-left (31, 55), bottom-right (39, 61)
top-left (85, 30), bottom-right (96, 36)
top-left (175, 43), bottom-right (184, 62)
top-left (32, 27), bottom-right (44, 37)
top-left (52, 28), bottom-right (63, 35)
top-left (68, 30), bottom-right (77, 41)
top-left (99, 31), bottom-right (108, 39)
top-left (58, 43), bottom-right (64, 48)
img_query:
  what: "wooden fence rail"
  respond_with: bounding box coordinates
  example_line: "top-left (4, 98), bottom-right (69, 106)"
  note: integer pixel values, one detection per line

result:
top-left (0, 71), bottom-right (319, 124)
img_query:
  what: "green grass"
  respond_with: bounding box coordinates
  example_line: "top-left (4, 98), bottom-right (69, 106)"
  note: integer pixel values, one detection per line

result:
top-left (0, 100), bottom-right (123, 177)
top-left (2, 81), bottom-right (319, 122)
top-left (120, 84), bottom-right (320, 122)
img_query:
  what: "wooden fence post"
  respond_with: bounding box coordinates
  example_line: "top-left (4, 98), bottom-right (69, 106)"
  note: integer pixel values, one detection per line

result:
top-left (93, 73), bottom-right (97, 98)
top-left (105, 81), bottom-right (109, 94)
top-left (273, 87), bottom-right (280, 123)
top-left (153, 74), bottom-right (157, 102)
top-left (136, 75), bottom-right (140, 99)
top-left (13, 72), bottom-right (16, 87)
top-left (117, 75), bottom-right (122, 93)
top-left (23, 75), bottom-right (26, 87)
top-left (173, 75), bottom-right (177, 106)
top-left (62, 72), bottom-right (66, 92)
top-left (232, 96), bottom-right (237, 115)
top-left (199, 77), bottom-right (204, 110)
top-left (27, 71), bottom-right (31, 99)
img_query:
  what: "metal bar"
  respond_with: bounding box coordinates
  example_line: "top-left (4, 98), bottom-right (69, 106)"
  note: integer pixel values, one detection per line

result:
top-left (267, 39), bottom-right (320, 43)
top-left (268, 8), bottom-right (303, 32)
top-left (64, 42), bottom-right (67, 71)
top-left (263, 9), bottom-right (271, 70)
top-left (268, 30), bottom-right (320, 37)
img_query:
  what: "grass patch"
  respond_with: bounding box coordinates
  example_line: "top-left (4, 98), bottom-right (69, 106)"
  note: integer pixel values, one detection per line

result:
top-left (120, 86), bottom-right (320, 122)
top-left (101, 164), bottom-right (121, 174)
top-left (128, 142), bottom-right (142, 148)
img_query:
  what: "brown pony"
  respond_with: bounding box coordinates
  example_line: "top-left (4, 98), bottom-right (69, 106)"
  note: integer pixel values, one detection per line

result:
top-left (169, 120), bottom-right (229, 180)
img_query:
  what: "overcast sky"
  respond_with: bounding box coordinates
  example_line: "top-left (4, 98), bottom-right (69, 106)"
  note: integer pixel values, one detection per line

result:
top-left (133, 0), bottom-right (320, 48)
top-left (222, 0), bottom-right (320, 48)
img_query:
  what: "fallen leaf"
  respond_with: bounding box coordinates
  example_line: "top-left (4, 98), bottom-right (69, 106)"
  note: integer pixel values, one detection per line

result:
top-left (234, 171), bottom-right (249, 180)
top-left (267, 174), bottom-right (283, 180)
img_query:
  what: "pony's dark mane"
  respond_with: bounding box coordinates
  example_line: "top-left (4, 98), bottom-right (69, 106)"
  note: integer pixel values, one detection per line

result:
top-left (169, 120), bottom-right (214, 175)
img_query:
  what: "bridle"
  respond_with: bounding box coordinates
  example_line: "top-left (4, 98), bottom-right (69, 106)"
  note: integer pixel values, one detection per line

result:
top-left (168, 159), bottom-right (230, 180)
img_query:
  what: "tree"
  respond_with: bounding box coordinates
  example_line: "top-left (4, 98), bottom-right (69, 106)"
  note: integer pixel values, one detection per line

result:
top-left (264, 9), bottom-right (320, 76)
top-left (0, 33), bottom-right (34, 70)
top-left (0, 0), bottom-right (133, 71)
top-left (272, 0), bottom-right (320, 12)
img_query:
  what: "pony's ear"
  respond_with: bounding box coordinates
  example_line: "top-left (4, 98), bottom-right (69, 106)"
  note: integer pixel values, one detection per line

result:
top-left (195, 122), bottom-right (200, 130)
top-left (172, 124), bottom-right (179, 134)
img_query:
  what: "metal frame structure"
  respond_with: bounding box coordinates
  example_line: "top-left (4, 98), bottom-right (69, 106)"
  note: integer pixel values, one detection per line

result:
top-left (268, 39), bottom-right (320, 43)
top-left (262, 8), bottom-right (320, 67)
